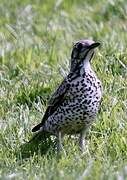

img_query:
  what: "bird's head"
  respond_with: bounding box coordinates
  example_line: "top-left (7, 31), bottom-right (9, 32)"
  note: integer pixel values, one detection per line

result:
top-left (70, 39), bottom-right (100, 72)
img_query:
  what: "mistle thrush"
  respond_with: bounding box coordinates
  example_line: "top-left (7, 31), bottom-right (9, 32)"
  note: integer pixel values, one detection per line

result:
top-left (32, 39), bottom-right (102, 152)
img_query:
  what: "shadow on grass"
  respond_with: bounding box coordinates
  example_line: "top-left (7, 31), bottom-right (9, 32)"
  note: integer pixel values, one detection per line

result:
top-left (18, 132), bottom-right (57, 159)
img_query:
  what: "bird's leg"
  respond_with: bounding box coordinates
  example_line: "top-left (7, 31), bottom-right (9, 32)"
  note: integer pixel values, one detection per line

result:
top-left (57, 132), bottom-right (66, 157)
top-left (79, 130), bottom-right (86, 152)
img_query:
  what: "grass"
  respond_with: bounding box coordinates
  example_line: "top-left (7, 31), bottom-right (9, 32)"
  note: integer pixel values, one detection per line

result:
top-left (0, 0), bottom-right (127, 179)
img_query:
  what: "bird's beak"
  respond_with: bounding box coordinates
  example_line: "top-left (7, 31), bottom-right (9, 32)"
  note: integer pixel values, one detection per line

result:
top-left (89, 42), bottom-right (100, 49)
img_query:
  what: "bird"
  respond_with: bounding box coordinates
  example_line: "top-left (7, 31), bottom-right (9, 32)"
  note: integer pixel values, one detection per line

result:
top-left (31, 39), bottom-right (102, 153)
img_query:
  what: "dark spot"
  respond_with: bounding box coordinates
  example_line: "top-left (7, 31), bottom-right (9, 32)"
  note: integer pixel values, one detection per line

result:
top-left (80, 87), bottom-right (84, 91)
top-left (83, 112), bottom-right (89, 115)
top-left (81, 79), bottom-right (84, 83)
top-left (83, 83), bottom-right (87, 87)
top-left (49, 121), bottom-right (52, 125)
top-left (86, 87), bottom-right (91, 91)
top-left (93, 83), bottom-right (98, 91)
top-left (83, 99), bottom-right (87, 104)
top-left (82, 72), bottom-right (86, 77)
top-left (90, 90), bottom-right (94, 93)
top-left (76, 81), bottom-right (80, 85)
top-left (88, 73), bottom-right (94, 79)
top-left (76, 121), bottom-right (80, 124)
top-left (87, 99), bottom-right (91, 104)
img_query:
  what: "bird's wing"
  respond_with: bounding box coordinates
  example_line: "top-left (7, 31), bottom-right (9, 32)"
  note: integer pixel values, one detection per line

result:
top-left (42, 78), bottom-right (70, 123)
top-left (32, 78), bottom-right (70, 132)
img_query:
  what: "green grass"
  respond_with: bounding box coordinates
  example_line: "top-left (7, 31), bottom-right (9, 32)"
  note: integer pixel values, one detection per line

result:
top-left (0, 0), bottom-right (127, 179)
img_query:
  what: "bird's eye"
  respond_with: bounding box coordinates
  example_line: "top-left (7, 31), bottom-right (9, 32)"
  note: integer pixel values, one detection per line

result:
top-left (77, 43), bottom-right (83, 50)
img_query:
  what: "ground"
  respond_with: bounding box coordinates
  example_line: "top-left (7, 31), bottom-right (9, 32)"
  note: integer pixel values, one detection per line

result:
top-left (0, 0), bottom-right (127, 179)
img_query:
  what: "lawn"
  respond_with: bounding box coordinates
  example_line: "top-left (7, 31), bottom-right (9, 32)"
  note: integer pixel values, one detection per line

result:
top-left (0, 0), bottom-right (127, 179)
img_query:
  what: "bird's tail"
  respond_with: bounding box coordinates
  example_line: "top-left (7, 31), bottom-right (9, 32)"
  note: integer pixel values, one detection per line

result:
top-left (32, 123), bottom-right (42, 132)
